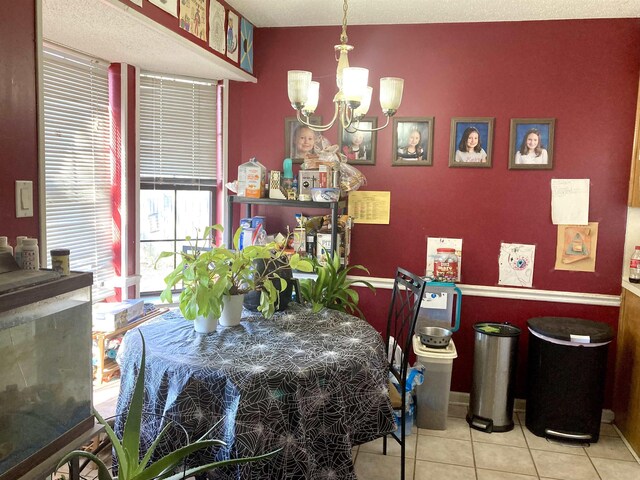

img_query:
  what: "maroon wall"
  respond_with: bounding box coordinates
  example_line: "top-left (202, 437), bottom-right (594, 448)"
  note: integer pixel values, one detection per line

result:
top-left (230, 19), bottom-right (640, 403)
top-left (0, 1), bottom-right (39, 242)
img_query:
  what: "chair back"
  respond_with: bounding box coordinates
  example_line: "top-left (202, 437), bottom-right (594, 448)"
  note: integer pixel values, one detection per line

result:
top-left (385, 267), bottom-right (427, 388)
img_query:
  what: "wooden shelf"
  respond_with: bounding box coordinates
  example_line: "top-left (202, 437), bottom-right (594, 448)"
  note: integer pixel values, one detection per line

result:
top-left (92, 307), bottom-right (168, 385)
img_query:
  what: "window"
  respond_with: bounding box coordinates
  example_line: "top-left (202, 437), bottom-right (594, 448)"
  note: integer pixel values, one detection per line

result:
top-left (42, 48), bottom-right (113, 301)
top-left (139, 73), bottom-right (217, 294)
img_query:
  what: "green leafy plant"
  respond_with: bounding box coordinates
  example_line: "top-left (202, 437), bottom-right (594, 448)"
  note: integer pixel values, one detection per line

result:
top-left (157, 225), bottom-right (313, 320)
top-left (299, 250), bottom-right (375, 318)
top-left (56, 332), bottom-right (278, 479)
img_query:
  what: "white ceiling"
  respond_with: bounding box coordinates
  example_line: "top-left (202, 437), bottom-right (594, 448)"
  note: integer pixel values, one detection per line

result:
top-left (41, 0), bottom-right (639, 82)
top-left (227, 0), bottom-right (640, 27)
top-left (41, 0), bottom-right (255, 82)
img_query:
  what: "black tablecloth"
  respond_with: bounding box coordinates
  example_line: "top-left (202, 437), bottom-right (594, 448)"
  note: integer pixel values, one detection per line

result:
top-left (115, 304), bottom-right (395, 479)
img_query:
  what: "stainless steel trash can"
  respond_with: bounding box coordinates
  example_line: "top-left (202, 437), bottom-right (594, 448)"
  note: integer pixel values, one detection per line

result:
top-left (467, 322), bottom-right (521, 432)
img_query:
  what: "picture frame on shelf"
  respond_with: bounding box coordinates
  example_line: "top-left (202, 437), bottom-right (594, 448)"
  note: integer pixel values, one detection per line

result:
top-left (449, 117), bottom-right (494, 168)
top-left (508, 118), bottom-right (556, 170)
top-left (392, 117), bottom-right (434, 166)
top-left (338, 117), bottom-right (377, 165)
top-left (285, 116), bottom-right (322, 163)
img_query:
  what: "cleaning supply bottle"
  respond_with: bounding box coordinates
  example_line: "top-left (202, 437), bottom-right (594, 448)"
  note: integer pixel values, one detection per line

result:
top-left (22, 238), bottom-right (40, 270)
top-left (14, 236), bottom-right (27, 268)
top-left (0, 236), bottom-right (13, 255)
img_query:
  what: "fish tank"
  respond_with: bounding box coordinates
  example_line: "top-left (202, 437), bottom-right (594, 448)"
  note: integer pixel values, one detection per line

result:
top-left (0, 270), bottom-right (94, 479)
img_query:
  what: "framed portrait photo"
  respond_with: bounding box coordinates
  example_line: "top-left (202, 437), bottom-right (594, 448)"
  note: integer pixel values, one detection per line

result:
top-left (509, 118), bottom-right (555, 170)
top-left (285, 116), bottom-right (322, 163)
top-left (392, 117), bottom-right (434, 166)
top-left (449, 117), bottom-right (494, 168)
top-left (338, 118), bottom-right (377, 165)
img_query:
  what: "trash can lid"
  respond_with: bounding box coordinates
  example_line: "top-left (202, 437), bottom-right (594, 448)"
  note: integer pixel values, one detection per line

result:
top-left (473, 322), bottom-right (521, 337)
top-left (527, 317), bottom-right (613, 343)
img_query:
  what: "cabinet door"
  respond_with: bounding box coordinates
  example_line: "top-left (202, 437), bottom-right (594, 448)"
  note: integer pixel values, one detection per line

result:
top-left (613, 289), bottom-right (640, 455)
top-left (628, 78), bottom-right (640, 207)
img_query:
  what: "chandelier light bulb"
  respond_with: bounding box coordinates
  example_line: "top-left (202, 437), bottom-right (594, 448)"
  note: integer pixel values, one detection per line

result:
top-left (342, 67), bottom-right (369, 103)
top-left (353, 86), bottom-right (372, 118)
top-left (287, 70), bottom-right (312, 109)
top-left (302, 81), bottom-right (320, 115)
top-left (380, 77), bottom-right (404, 115)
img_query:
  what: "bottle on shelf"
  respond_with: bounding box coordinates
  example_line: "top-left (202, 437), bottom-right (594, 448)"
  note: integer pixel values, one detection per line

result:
top-left (630, 246), bottom-right (640, 283)
top-left (14, 236), bottom-right (27, 268)
top-left (0, 236), bottom-right (13, 255)
top-left (22, 238), bottom-right (40, 270)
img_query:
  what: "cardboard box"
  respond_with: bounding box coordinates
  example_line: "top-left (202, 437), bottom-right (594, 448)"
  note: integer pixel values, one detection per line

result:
top-left (238, 158), bottom-right (266, 198)
top-left (316, 217), bottom-right (352, 266)
top-left (93, 299), bottom-right (144, 332)
top-left (299, 170), bottom-right (321, 197)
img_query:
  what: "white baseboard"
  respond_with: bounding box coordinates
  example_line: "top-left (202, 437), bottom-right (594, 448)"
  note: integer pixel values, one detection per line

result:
top-left (448, 391), bottom-right (615, 424)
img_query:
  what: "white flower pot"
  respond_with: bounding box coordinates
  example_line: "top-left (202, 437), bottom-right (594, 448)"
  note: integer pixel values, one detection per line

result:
top-left (193, 312), bottom-right (218, 334)
top-left (219, 294), bottom-right (245, 327)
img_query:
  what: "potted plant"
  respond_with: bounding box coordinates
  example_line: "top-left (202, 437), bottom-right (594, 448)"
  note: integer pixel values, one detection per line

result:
top-left (157, 225), bottom-right (313, 331)
top-left (56, 332), bottom-right (279, 479)
top-left (299, 250), bottom-right (375, 318)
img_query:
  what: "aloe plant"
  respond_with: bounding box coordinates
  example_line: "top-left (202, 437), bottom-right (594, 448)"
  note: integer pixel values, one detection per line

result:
top-left (56, 331), bottom-right (279, 479)
top-left (299, 250), bottom-right (375, 318)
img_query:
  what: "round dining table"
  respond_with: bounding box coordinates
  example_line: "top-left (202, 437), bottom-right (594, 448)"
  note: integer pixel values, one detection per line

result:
top-left (115, 303), bottom-right (396, 479)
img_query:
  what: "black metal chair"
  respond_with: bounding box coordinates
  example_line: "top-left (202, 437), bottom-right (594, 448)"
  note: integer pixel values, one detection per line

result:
top-left (382, 267), bottom-right (427, 480)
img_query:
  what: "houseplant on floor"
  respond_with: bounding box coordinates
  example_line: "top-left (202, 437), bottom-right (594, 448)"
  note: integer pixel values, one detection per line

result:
top-left (157, 225), bottom-right (313, 331)
top-left (56, 332), bottom-right (278, 479)
top-left (299, 250), bottom-right (375, 318)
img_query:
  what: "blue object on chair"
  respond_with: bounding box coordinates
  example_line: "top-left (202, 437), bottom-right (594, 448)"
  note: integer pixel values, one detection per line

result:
top-left (383, 267), bottom-right (427, 480)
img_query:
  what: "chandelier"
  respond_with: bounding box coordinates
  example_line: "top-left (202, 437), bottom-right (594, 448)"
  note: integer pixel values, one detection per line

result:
top-left (286, 0), bottom-right (404, 133)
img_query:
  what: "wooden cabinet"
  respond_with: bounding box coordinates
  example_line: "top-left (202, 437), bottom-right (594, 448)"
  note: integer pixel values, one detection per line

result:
top-left (627, 78), bottom-right (640, 206)
top-left (613, 288), bottom-right (640, 455)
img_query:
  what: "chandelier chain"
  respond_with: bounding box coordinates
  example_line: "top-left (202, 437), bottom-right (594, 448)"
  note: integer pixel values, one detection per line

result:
top-left (340, 0), bottom-right (348, 44)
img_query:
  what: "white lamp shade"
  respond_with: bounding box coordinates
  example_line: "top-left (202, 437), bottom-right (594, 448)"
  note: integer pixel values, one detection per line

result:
top-left (380, 77), bottom-right (404, 112)
top-left (303, 81), bottom-right (320, 113)
top-left (342, 67), bottom-right (369, 102)
top-left (287, 70), bottom-right (312, 105)
top-left (353, 86), bottom-right (372, 117)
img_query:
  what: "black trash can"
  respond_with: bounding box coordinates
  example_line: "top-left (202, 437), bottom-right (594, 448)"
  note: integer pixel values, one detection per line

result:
top-left (525, 317), bottom-right (613, 443)
top-left (467, 322), bottom-right (521, 433)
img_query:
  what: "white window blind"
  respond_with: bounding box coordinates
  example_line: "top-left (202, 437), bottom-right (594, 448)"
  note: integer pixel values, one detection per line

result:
top-left (139, 73), bottom-right (217, 186)
top-left (43, 48), bottom-right (114, 300)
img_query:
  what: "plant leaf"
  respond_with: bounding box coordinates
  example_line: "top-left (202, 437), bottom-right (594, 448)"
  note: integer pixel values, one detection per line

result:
top-left (122, 330), bottom-right (147, 473)
top-left (56, 451), bottom-right (113, 480)
top-left (159, 449), bottom-right (282, 480)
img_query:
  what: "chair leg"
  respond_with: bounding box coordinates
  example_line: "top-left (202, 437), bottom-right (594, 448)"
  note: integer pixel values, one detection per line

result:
top-left (400, 409), bottom-right (406, 480)
top-left (382, 434), bottom-right (387, 455)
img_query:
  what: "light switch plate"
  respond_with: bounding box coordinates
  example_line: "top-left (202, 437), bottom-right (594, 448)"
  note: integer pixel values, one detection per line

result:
top-left (15, 180), bottom-right (33, 218)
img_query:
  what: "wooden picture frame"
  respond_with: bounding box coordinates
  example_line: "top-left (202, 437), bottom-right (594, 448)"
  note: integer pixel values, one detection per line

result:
top-left (392, 117), bottom-right (434, 166)
top-left (337, 117), bottom-right (377, 165)
top-left (509, 118), bottom-right (556, 170)
top-left (285, 116), bottom-right (322, 163)
top-left (449, 117), bottom-right (494, 168)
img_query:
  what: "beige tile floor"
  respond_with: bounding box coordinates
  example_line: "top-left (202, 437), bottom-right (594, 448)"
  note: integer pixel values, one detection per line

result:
top-left (59, 383), bottom-right (640, 480)
top-left (353, 406), bottom-right (640, 480)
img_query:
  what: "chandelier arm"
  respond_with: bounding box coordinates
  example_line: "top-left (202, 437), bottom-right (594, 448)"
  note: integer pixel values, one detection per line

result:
top-left (296, 102), bottom-right (341, 132)
top-left (350, 115), bottom-right (392, 133)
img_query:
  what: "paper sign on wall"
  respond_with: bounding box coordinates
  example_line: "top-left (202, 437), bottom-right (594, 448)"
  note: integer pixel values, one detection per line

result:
top-left (347, 191), bottom-right (390, 224)
top-left (426, 237), bottom-right (462, 281)
top-left (551, 179), bottom-right (590, 225)
top-left (554, 222), bottom-right (598, 272)
top-left (498, 243), bottom-right (536, 288)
